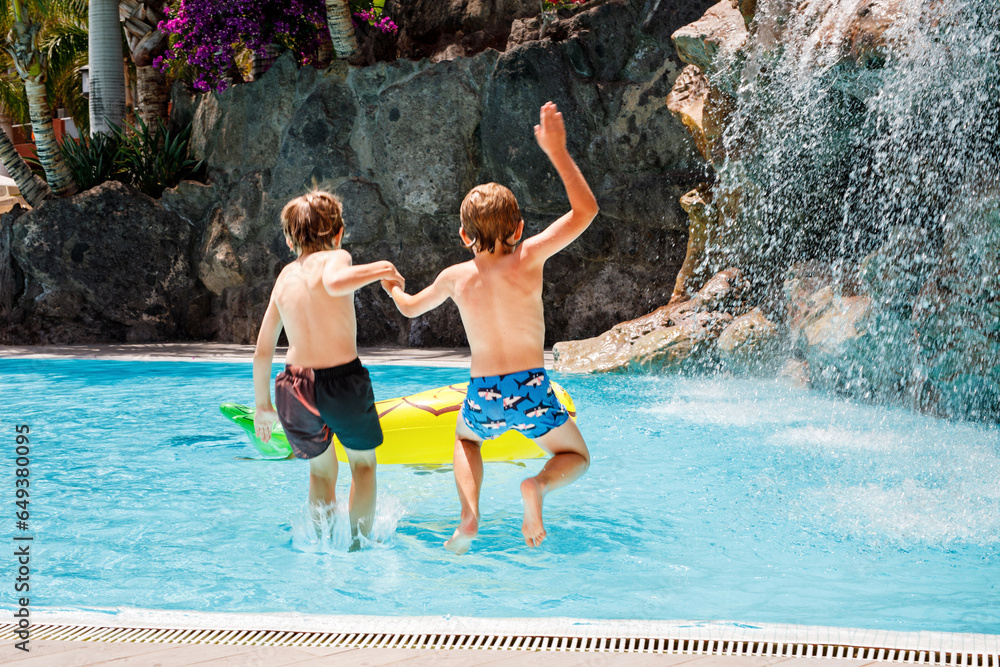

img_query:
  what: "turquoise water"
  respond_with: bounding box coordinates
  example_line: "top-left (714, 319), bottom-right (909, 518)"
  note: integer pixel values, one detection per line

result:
top-left (1, 358), bottom-right (998, 633)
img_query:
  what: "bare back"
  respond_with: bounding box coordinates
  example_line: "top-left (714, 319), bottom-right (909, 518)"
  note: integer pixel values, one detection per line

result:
top-left (448, 245), bottom-right (546, 377)
top-left (273, 250), bottom-right (358, 368)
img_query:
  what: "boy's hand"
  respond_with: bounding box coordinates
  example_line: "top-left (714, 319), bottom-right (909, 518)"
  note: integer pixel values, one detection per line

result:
top-left (382, 263), bottom-right (405, 291)
top-left (534, 101), bottom-right (567, 158)
top-left (255, 406), bottom-right (279, 443)
top-left (380, 278), bottom-right (403, 295)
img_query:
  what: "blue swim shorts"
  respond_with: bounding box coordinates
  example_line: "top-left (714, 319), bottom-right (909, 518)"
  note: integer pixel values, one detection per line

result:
top-left (460, 368), bottom-right (569, 441)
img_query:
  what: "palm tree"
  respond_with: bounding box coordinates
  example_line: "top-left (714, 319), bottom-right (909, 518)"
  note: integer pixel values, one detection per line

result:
top-left (0, 56), bottom-right (50, 205)
top-left (88, 0), bottom-right (125, 136)
top-left (118, 0), bottom-right (167, 129)
top-left (0, 2), bottom-right (93, 205)
top-left (4, 0), bottom-right (78, 196)
top-left (0, 130), bottom-right (50, 205)
top-left (0, 88), bottom-right (51, 205)
top-left (325, 0), bottom-right (359, 60)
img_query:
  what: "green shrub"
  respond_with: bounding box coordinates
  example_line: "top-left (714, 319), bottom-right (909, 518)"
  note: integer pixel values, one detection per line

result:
top-left (60, 131), bottom-right (123, 191)
top-left (113, 117), bottom-right (203, 198)
top-left (58, 118), bottom-right (203, 197)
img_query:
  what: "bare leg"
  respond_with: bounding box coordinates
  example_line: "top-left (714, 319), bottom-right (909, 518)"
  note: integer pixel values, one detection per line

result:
top-left (345, 447), bottom-right (378, 538)
top-left (521, 418), bottom-right (590, 548)
top-left (308, 442), bottom-right (338, 508)
top-left (445, 421), bottom-right (484, 554)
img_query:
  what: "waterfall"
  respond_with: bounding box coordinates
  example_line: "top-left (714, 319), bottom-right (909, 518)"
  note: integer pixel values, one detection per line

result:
top-left (710, 0), bottom-right (1000, 420)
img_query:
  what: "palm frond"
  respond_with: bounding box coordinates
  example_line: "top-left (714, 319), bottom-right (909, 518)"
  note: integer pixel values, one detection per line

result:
top-left (0, 85), bottom-right (30, 123)
top-left (0, 0), bottom-right (57, 22)
top-left (0, 69), bottom-right (30, 123)
top-left (41, 19), bottom-right (86, 74)
top-left (38, 7), bottom-right (86, 129)
top-left (49, 0), bottom-right (86, 23)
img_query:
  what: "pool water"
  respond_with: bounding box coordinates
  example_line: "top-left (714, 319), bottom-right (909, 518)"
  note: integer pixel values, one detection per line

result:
top-left (1, 358), bottom-right (998, 634)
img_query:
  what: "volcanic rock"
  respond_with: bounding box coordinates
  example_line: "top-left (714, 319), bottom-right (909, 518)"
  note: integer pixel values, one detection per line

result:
top-left (0, 181), bottom-right (203, 343)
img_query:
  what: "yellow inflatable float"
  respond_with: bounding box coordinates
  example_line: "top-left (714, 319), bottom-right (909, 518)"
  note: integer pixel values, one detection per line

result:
top-left (220, 382), bottom-right (576, 464)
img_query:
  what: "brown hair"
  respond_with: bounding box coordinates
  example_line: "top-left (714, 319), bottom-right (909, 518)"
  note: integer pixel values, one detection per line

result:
top-left (280, 190), bottom-right (344, 254)
top-left (460, 182), bottom-right (522, 254)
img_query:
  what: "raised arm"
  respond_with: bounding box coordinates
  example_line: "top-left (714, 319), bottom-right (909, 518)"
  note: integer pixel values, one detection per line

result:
top-left (323, 250), bottom-right (404, 297)
top-left (252, 294), bottom-right (283, 442)
top-left (523, 102), bottom-right (599, 261)
top-left (383, 269), bottom-right (454, 318)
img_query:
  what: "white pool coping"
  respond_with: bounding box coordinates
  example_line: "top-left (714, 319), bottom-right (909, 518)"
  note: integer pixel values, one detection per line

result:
top-left (0, 343), bottom-right (556, 369)
top-left (18, 607), bottom-right (1000, 657)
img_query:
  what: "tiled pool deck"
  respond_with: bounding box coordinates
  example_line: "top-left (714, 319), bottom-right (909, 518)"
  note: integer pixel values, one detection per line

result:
top-left (0, 638), bottom-right (900, 667)
top-left (2, 343), bottom-right (996, 666)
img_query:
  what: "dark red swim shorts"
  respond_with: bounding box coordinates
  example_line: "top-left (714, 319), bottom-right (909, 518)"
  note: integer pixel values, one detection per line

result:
top-left (273, 358), bottom-right (383, 459)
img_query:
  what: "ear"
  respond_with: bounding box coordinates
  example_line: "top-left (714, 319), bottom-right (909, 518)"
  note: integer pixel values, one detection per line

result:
top-left (333, 227), bottom-right (345, 248)
top-left (285, 235), bottom-right (295, 251)
top-left (459, 226), bottom-right (476, 249)
top-left (508, 219), bottom-right (525, 244)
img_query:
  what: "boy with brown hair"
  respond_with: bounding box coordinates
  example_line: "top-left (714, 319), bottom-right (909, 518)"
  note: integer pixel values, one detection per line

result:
top-left (252, 189), bottom-right (405, 538)
top-left (384, 102), bottom-right (598, 553)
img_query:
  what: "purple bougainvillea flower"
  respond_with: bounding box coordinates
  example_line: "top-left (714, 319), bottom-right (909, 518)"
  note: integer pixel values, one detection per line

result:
top-left (159, 1), bottom-right (396, 91)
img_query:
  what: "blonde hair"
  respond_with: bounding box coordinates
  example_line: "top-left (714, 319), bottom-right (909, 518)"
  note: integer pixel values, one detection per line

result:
top-left (280, 190), bottom-right (344, 254)
top-left (460, 182), bottom-right (522, 254)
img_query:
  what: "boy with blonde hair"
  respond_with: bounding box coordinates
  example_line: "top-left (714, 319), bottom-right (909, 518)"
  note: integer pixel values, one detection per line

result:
top-left (253, 190), bottom-right (405, 538)
top-left (384, 102), bottom-right (598, 553)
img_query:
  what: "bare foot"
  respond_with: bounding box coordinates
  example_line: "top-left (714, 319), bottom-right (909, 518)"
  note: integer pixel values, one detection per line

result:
top-left (520, 477), bottom-right (546, 548)
top-left (444, 514), bottom-right (478, 554)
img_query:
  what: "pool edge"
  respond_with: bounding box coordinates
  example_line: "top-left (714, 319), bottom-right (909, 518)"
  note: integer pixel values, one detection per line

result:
top-left (4, 608), bottom-right (998, 659)
top-left (0, 343), bottom-right (535, 369)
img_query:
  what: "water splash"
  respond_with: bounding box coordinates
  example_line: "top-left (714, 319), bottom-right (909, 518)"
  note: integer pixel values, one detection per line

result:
top-left (806, 478), bottom-right (1000, 545)
top-left (290, 493), bottom-right (408, 553)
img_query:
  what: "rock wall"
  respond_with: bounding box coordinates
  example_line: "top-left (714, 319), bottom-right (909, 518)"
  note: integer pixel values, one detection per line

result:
top-left (0, 0), bottom-right (720, 347)
top-left (161, 0), bottom-right (714, 347)
top-left (0, 182), bottom-right (205, 343)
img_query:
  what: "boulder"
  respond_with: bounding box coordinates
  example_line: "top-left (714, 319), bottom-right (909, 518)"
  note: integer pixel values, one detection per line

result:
top-left (626, 310), bottom-right (731, 371)
top-left (669, 183), bottom-right (715, 302)
top-left (670, 0), bottom-right (747, 84)
top-left (844, 0), bottom-right (906, 68)
top-left (553, 267), bottom-right (747, 372)
top-left (0, 206), bottom-right (25, 317)
top-left (783, 261), bottom-right (877, 394)
top-left (717, 307), bottom-right (780, 372)
top-left (1, 181), bottom-right (203, 343)
top-left (666, 65), bottom-right (711, 160)
top-left (737, 0), bottom-right (756, 25)
top-left (788, 284), bottom-right (871, 358)
top-left (665, 64), bottom-right (736, 166)
top-left (779, 358), bottom-right (810, 388)
top-left (384, 0), bottom-right (538, 62)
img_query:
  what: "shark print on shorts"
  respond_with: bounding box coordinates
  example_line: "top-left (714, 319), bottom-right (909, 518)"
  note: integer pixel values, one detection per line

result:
top-left (460, 368), bottom-right (568, 440)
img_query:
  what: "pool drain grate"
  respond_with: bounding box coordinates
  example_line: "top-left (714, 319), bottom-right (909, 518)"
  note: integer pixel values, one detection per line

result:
top-left (1, 624), bottom-right (998, 663)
